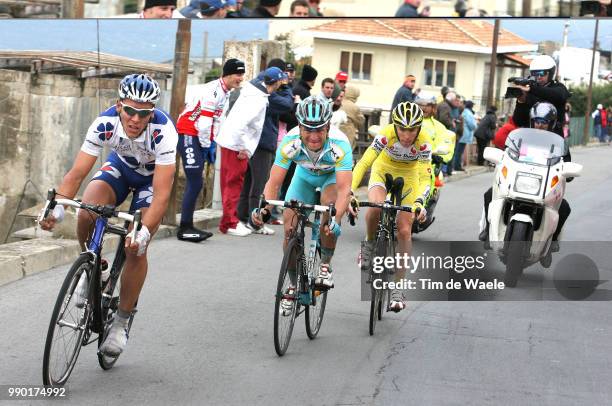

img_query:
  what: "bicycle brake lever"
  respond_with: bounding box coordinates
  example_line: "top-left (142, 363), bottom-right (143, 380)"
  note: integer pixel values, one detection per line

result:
top-left (128, 210), bottom-right (142, 241)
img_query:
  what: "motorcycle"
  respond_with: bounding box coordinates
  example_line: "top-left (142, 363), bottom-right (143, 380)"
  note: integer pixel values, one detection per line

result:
top-left (483, 128), bottom-right (583, 287)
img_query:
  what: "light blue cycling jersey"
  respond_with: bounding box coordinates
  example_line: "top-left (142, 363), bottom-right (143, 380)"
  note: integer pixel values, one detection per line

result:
top-left (274, 126), bottom-right (353, 175)
top-left (275, 126), bottom-right (353, 204)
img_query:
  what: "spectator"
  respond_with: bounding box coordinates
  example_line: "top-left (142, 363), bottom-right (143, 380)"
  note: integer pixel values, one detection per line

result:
top-left (454, 100), bottom-right (476, 171)
top-left (215, 67), bottom-right (285, 237)
top-left (339, 85), bottom-right (365, 150)
top-left (250, 0), bottom-right (282, 16)
top-left (292, 64), bottom-right (318, 101)
top-left (320, 77), bottom-right (335, 100)
top-left (308, 0), bottom-right (323, 16)
top-left (199, 0), bottom-right (229, 17)
top-left (436, 91), bottom-right (457, 132)
top-left (289, 0), bottom-right (309, 15)
top-left (592, 103), bottom-right (607, 142)
top-left (176, 58), bottom-right (245, 242)
top-left (226, 0), bottom-right (251, 16)
top-left (454, 0), bottom-right (467, 16)
top-left (563, 102), bottom-right (571, 139)
top-left (493, 116), bottom-right (517, 150)
top-left (331, 87), bottom-right (348, 132)
top-left (285, 62), bottom-right (296, 86)
top-left (237, 60), bottom-right (293, 235)
top-left (389, 74), bottom-right (416, 123)
top-left (395, 0), bottom-right (421, 16)
top-left (335, 71), bottom-right (348, 90)
top-left (141, 0), bottom-right (177, 18)
top-left (607, 106), bottom-right (612, 141)
top-left (474, 106), bottom-right (497, 165)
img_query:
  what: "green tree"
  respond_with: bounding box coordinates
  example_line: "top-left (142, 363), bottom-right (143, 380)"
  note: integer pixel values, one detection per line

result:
top-left (568, 82), bottom-right (612, 116)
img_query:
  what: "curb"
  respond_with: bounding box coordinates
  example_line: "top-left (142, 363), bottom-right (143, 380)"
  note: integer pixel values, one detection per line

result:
top-left (0, 208), bottom-right (222, 288)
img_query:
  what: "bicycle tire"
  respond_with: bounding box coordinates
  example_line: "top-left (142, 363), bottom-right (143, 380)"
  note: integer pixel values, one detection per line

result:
top-left (305, 247), bottom-right (327, 339)
top-left (379, 236), bottom-right (396, 320)
top-left (42, 254), bottom-right (93, 386)
top-left (369, 235), bottom-right (387, 336)
top-left (274, 237), bottom-right (301, 356)
top-left (97, 249), bottom-right (133, 370)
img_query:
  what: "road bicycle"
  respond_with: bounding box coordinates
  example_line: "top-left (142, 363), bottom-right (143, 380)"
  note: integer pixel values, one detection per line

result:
top-left (353, 175), bottom-right (415, 335)
top-left (41, 189), bottom-right (140, 386)
top-left (259, 192), bottom-right (335, 356)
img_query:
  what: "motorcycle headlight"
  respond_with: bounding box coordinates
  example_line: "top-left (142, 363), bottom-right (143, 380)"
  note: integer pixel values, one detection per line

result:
top-left (514, 172), bottom-right (542, 195)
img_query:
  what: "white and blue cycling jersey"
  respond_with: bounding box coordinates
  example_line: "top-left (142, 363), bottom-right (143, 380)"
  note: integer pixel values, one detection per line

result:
top-left (81, 105), bottom-right (178, 177)
top-left (80, 105), bottom-right (178, 210)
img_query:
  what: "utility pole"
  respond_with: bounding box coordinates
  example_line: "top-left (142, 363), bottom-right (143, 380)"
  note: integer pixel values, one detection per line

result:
top-left (62, 0), bottom-right (84, 18)
top-left (562, 21), bottom-right (570, 48)
top-left (486, 19), bottom-right (500, 110)
top-left (200, 31), bottom-right (209, 83)
top-left (583, 19), bottom-right (599, 145)
top-left (522, 0), bottom-right (531, 16)
top-left (165, 19), bottom-right (192, 226)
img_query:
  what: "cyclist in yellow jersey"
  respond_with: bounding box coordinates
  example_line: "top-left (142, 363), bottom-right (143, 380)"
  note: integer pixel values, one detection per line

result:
top-left (350, 101), bottom-right (431, 312)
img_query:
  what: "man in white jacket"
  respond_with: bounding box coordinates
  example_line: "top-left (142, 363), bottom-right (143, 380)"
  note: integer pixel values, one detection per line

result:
top-left (216, 66), bottom-right (285, 236)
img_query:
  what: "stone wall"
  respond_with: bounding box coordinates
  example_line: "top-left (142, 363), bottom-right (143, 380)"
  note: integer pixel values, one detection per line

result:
top-left (223, 40), bottom-right (286, 80)
top-left (0, 70), bottom-right (169, 242)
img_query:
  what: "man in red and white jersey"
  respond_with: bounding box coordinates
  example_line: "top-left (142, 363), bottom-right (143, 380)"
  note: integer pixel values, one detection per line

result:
top-left (176, 58), bottom-right (245, 242)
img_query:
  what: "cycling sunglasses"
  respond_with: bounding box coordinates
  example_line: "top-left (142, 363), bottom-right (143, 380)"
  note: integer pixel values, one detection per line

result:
top-left (530, 70), bottom-right (548, 78)
top-left (120, 102), bottom-right (154, 118)
top-left (301, 125), bottom-right (327, 132)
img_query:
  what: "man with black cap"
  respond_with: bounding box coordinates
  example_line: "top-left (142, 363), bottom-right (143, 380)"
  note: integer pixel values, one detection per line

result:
top-left (285, 62), bottom-right (296, 86)
top-left (175, 58), bottom-right (245, 242)
top-left (140, 0), bottom-right (177, 17)
top-left (292, 64), bottom-right (318, 102)
top-left (250, 0), bottom-right (282, 16)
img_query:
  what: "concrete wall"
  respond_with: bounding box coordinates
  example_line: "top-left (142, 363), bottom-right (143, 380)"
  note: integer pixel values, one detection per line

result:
top-left (0, 70), bottom-right (170, 243)
top-left (223, 40), bottom-right (285, 81)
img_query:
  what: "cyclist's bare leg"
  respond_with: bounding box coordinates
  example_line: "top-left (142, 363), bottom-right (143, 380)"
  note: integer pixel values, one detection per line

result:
top-left (119, 206), bottom-right (151, 314)
top-left (395, 211), bottom-right (416, 282)
top-left (365, 186), bottom-right (386, 241)
top-left (320, 184), bottom-right (338, 255)
top-left (282, 208), bottom-right (298, 250)
top-left (77, 180), bottom-right (117, 251)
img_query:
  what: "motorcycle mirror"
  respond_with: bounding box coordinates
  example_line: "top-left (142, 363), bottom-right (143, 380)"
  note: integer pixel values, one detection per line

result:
top-left (561, 162), bottom-right (583, 178)
top-left (483, 147), bottom-right (503, 165)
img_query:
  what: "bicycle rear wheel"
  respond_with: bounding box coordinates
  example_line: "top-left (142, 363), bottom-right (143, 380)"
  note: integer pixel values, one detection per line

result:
top-left (42, 254), bottom-right (94, 386)
top-left (274, 238), bottom-right (301, 356)
top-left (369, 235), bottom-right (387, 336)
top-left (305, 247), bottom-right (327, 339)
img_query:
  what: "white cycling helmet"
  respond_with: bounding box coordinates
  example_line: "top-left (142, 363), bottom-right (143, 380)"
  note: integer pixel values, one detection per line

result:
top-left (118, 74), bottom-right (161, 104)
top-left (414, 91), bottom-right (437, 106)
top-left (529, 55), bottom-right (557, 81)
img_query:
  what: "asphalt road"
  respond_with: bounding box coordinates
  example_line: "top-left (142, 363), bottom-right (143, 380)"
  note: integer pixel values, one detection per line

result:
top-left (1, 145), bottom-right (611, 406)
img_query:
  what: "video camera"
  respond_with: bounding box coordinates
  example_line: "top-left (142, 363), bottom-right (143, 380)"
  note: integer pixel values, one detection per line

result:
top-left (504, 76), bottom-right (537, 99)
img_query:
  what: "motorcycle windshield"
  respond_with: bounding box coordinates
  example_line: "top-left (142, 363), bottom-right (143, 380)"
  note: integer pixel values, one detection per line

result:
top-left (505, 128), bottom-right (565, 166)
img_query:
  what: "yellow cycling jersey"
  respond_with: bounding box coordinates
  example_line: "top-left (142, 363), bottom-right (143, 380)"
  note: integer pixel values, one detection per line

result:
top-left (420, 116), bottom-right (455, 163)
top-left (352, 123), bottom-right (433, 205)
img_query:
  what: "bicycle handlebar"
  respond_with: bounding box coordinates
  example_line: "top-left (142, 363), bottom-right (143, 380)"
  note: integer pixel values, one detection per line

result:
top-left (38, 189), bottom-right (140, 238)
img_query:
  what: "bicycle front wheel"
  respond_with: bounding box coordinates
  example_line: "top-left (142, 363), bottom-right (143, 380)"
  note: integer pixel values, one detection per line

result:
top-left (274, 238), bottom-right (301, 356)
top-left (42, 254), bottom-right (93, 386)
top-left (305, 247), bottom-right (327, 339)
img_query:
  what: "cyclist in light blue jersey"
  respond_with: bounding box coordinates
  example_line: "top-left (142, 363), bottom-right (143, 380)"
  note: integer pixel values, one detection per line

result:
top-left (252, 96), bottom-right (353, 289)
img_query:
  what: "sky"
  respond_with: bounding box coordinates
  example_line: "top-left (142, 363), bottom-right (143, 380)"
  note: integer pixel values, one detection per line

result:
top-left (0, 19), bottom-right (609, 64)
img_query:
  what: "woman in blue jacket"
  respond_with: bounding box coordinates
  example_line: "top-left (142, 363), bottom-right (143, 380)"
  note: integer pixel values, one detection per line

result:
top-left (454, 100), bottom-right (476, 171)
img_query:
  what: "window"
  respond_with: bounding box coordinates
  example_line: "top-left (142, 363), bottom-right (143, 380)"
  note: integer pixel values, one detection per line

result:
top-left (423, 58), bottom-right (457, 88)
top-left (339, 51), bottom-right (373, 81)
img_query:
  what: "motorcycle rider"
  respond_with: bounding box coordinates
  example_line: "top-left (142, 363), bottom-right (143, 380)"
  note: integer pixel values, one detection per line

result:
top-left (480, 102), bottom-right (570, 252)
